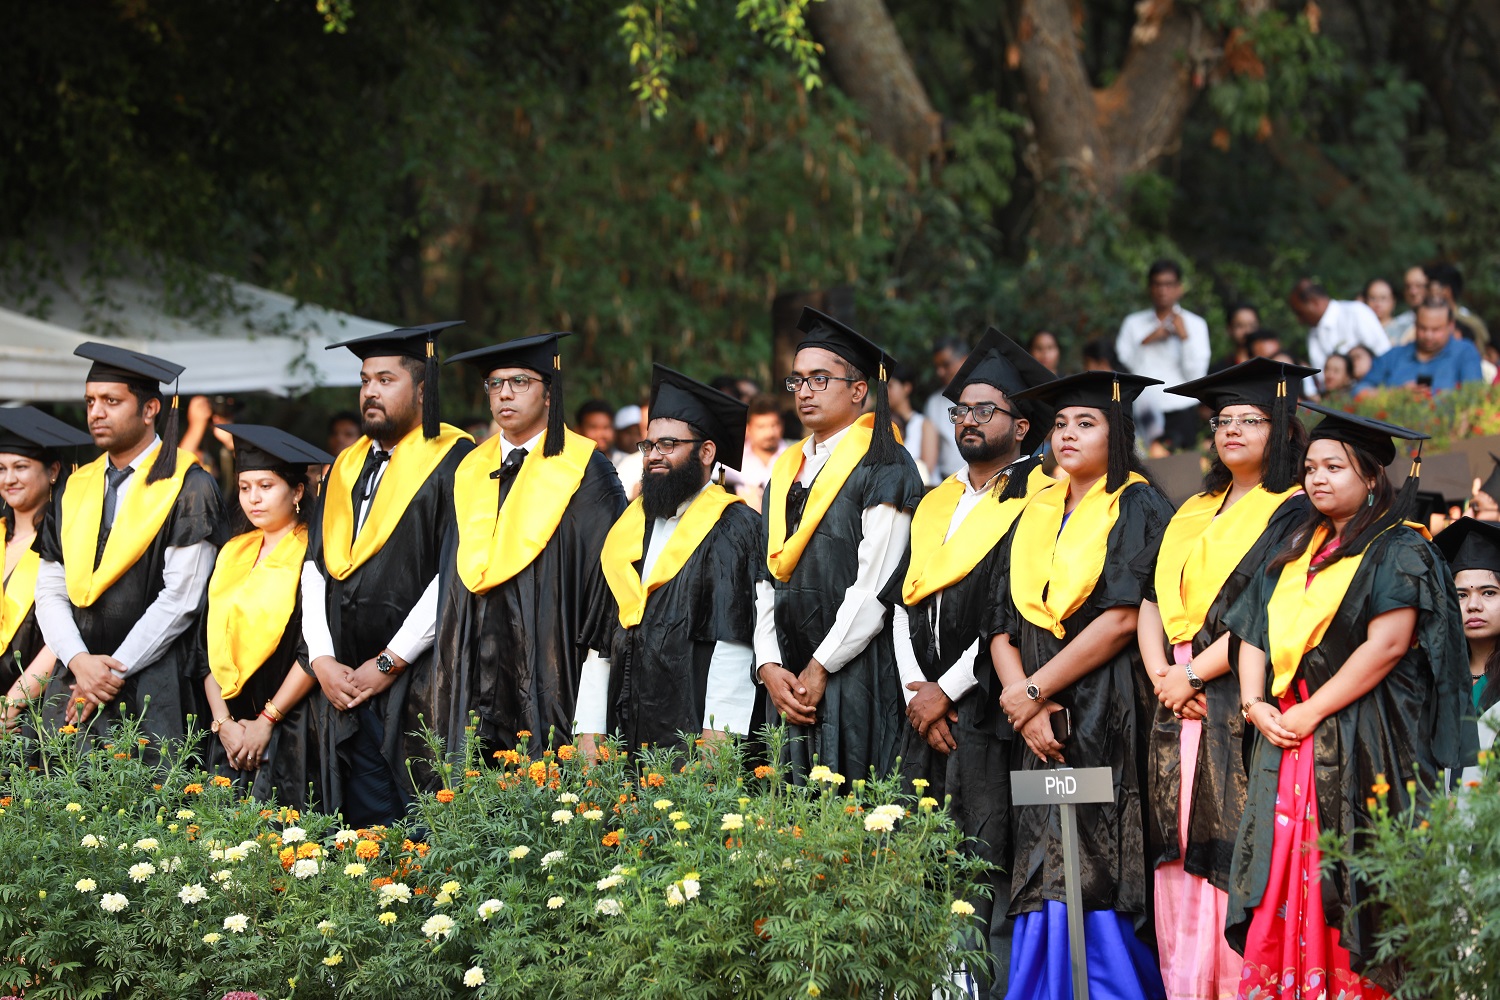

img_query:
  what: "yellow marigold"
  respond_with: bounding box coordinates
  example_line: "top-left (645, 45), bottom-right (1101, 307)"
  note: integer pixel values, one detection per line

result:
top-left (355, 840), bottom-right (381, 861)
top-left (183, 783), bottom-right (204, 795)
top-left (113, 752), bottom-right (129, 759)
top-left (59, 724), bottom-right (78, 735)
top-left (211, 776), bottom-right (233, 787)
top-left (528, 761), bottom-right (548, 786)
top-left (464, 770), bottom-right (481, 778)
top-left (601, 830), bottom-right (621, 848)
top-left (435, 789), bottom-right (456, 804)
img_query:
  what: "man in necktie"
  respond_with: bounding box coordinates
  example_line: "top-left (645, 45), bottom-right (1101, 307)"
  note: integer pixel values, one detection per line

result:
top-left (303, 322), bottom-right (474, 826)
top-left (582, 366), bottom-right (763, 756)
top-left (753, 308), bottom-right (924, 784)
top-left (33, 342), bottom-right (225, 749)
top-left (432, 332), bottom-right (625, 761)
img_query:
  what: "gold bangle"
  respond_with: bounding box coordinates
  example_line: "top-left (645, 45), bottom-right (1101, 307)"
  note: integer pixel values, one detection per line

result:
top-left (262, 701), bottom-right (284, 723)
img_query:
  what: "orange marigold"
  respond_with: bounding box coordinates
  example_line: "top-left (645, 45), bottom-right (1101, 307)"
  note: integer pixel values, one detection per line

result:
top-left (370, 876), bottom-right (393, 889)
top-left (113, 752), bottom-right (129, 759)
top-left (754, 765), bottom-right (775, 780)
top-left (464, 770), bottom-right (481, 778)
top-left (59, 724), bottom-right (79, 735)
top-left (211, 775), bottom-right (233, 787)
top-left (297, 843), bottom-right (320, 859)
top-left (414, 843), bottom-right (431, 858)
top-left (601, 830), bottom-right (621, 848)
top-left (556, 744), bottom-right (576, 761)
top-left (435, 789), bottom-right (456, 803)
top-left (184, 783), bottom-right (204, 795)
top-left (643, 772), bottom-right (666, 788)
top-left (279, 846), bottom-right (296, 870)
top-left (527, 761), bottom-right (548, 786)
top-left (355, 840), bottom-right (381, 861)
top-left (516, 729), bottom-right (533, 739)
top-left (0, 796), bottom-right (10, 807)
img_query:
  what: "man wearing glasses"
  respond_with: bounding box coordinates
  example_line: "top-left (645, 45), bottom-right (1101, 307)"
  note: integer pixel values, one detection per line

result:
top-left (753, 307), bottom-right (924, 785)
top-left (432, 332), bottom-right (626, 761)
top-left (889, 328), bottom-right (1056, 999)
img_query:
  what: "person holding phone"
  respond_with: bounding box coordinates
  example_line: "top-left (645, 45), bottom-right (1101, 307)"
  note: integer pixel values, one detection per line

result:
top-left (1138, 360), bottom-right (1315, 999)
top-left (988, 370), bottom-right (1175, 1000)
top-left (1352, 298), bottom-right (1483, 398)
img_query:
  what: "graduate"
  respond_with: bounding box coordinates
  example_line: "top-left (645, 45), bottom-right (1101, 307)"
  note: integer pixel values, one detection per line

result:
top-left (1141, 359), bottom-right (1315, 1000)
top-left (1434, 516), bottom-right (1500, 783)
top-left (431, 332), bottom-right (625, 759)
top-left (988, 370), bottom-right (1174, 1000)
top-left (33, 343), bottom-right (225, 747)
top-left (585, 366), bottom-right (762, 753)
top-left (303, 323), bottom-right (474, 826)
top-left (753, 308), bottom-right (925, 784)
top-left (1226, 405), bottom-right (1467, 998)
top-left (1, 408), bottom-right (92, 732)
top-left (200, 426), bottom-right (333, 809)
top-left (889, 328), bottom-right (1056, 1000)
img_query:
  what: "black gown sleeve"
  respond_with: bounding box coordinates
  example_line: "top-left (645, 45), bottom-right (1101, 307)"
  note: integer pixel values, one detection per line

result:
top-left (1086, 483), bottom-right (1174, 612)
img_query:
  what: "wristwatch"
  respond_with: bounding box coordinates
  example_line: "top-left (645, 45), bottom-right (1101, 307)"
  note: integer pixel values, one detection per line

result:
top-left (1240, 696), bottom-right (1265, 721)
top-left (1183, 662), bottom-right (1205, 691)
top-left (375, 651), bottom-right (399, 675)
top-left (1025, 682), bottom-right (1042, 702)
top-left (211, 714), bottom-right (232, 734)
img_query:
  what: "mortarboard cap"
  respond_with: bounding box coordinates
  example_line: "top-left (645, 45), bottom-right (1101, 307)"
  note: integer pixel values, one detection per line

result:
top-left (1166, 357), bottom-right (1320, 411)
top-left (1010, 369), bottom-right (1162, 412)
top-left (74, 341), bottom-right (185, 484)
top-left (1301, 402), bottom-right (1428, 469)
top-left (447, 332), bottom-right (572, 457)
top-left (648, 365), bottom-right (748, 472)
top-left (1482, 453), bottom-right (1500, 502)
top-left (793, 307), bottom-right (903, 466)
top-left (221, 425), bottom-right (335, 472)
top-left (1435, 516), bottom-right (1500, 574)
top-left (944, 327), bottom-right (1058, 455)
top-left (328, 321), bottom-right (464, 440)
top-left (0, 406), bottom-right (93, 458)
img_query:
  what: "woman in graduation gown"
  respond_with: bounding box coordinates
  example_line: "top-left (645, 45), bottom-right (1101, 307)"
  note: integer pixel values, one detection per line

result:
top-left (1138, 359), bottom-right (1314, 999)
top-left (989, 370), bottom-right (1175, 1000)
top-left (1432, 517), bottom-right (1500, 781)
top-left (1, 409), bottom-right (91, 732)
top-left (199, 426), bottom-right (332, 809)
top-left (1226, 405), bottom-right (1467, 998)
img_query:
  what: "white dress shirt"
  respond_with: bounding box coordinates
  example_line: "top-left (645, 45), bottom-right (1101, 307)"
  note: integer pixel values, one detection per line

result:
top-left (1115, 306), bottom-right (1211, 416)
top-left (1306, 299), bottom-right (1390, 371)
top-left (35, 437), bottom-right (217, 677)
top-left (923, 393), bottom-right (964, 479)
top-left (751, 422), bottom-right (913, 675)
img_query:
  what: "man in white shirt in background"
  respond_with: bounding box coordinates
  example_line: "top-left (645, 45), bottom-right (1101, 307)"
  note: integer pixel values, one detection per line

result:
top-left (1115, 259), bottom-right (1211, 453)
top-left (1288, 277), bottom-right (1391, 372)
top-left (922, 337), bottom-right (970, 480)
top-left (1385, 264), bottom-right (1429, 346)
top-left (723, 394), bottom-right (790, 513)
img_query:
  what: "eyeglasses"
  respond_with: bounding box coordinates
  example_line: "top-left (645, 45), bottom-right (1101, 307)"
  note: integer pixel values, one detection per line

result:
top-left (1209, 415), bottom-right (1269, 431)
top-left (636, 437), bottom-right (704, 456)
top-left (784, 375), bottom-right (860, 392)
top-left (482, 375), bottom-right (539, 395)
top-left (948, 403), bottom-right (1015, 424)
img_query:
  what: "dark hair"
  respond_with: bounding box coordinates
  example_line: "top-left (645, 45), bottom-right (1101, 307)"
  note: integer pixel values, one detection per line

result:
top-left (1244, 328), bottom-right (1282, 351)
top-left (1227, 302), bottom-right (1259, 323)
top-left (931, 337), bottom-right (969, 357)
top-left (1269, 439), bottom-right (1394, 573)
top-left (1347, 344), bottom-right (1374, 362)
top-left (1416, 295), bottom-right (1455, 322)
top-left (1105, 406), bottom-right (1162, 494)
top-left (327, 410), bottom-right (360, 431)
top-left (1290, 278), bottom-right (1328, 303)
top-left (1361, 277), bottom-right (1394, 300)
top-left (1026, 330), bottom-right (1058, 351)
top-left (708, 375), bottom-right (741, 396)
top-left (574, 398), bottom-right (614, 425)
top-left (1081, 339), bottom-right (1123, 369)
top-left (1467, 568), bottom-right (1500, 710)
top-left (1200, 405), bottom-right (1310, 496)
top-left (228, 463), bottom-right (314, 536)
top-left (1425, 262), bottom-right (1463, 299)
top-left (1147, 259), bottom-right (1182, 285)
top-left (888, 362), bottom-right (919, 387)
top-left (1, 451), bottom-right (62, 541)
top-left (748, 394), bottom-right (781, 418)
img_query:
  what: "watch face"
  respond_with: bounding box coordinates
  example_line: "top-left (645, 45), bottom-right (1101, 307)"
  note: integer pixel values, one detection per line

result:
top-left (1189, 676), bottom-right (1205, 691)
top-left (1026, 683), bottom-right (1040, 701)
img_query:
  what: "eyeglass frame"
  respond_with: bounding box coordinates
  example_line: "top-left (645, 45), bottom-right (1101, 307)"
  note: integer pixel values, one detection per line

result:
top-left (636, 437), bottom-right (706, 457)
top-left (784, 374), bottom-right (862, 393)
top-left (1208, 414), bottom-right (1270, 431)
top-left (481, 374), bottom-right (544, 395)
top-left (948, 402), bottom-right (1017, 425)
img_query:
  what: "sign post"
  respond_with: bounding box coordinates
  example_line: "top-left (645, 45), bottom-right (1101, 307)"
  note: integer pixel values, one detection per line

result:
top-left (1010, 766), bottom-right (1114, 1000)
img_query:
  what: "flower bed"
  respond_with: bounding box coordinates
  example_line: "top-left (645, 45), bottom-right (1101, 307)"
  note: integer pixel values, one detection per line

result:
top-left (0, 719), bottom-right (986, 999)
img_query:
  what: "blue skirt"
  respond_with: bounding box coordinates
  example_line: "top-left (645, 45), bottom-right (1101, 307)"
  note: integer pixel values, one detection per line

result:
top-left (1007, 902), bottom-right (1166, 1000)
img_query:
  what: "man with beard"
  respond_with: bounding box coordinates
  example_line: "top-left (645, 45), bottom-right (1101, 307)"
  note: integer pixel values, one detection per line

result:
top-left (581, 367), bottom-right (762, 755)
top-left (754, 308), bottom-right (925, 783)
top-left (34, 343), bottom-right (224, 747)
top-left (302, 322), bottom-right (473, 826)
top-left (432, 332), bottom-right (625, 759)
top-left (889, 328), bottom-right (1056, 999)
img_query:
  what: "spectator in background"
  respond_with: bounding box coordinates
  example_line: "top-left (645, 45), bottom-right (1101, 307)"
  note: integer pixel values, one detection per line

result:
top-left (1387, 265), bottom-right (1429, 346)
top-left (887, 363), bottom-right (936, 485)
top-left (1425, 262), bottom-right (1491, 352)
top-left (710, 374), bottom-right (760, 404)
top-left (723, 394), bottom-right (789, 512)
top-left (1210, 302), bottom-right (1260, 373)
top-left (1244, 329), bottom-right (1283, 359)
top-left (1081, 338), bottom-right (1122, 372)
top-left (326, 410), bottom-right (361, 456)
top-left (1287, 277), bottom-right (1390, 371)
top-left (922, 337), bottom-right (970, 480)
top-left (1359, 278), bottom-right (1402, 343)
top-left (574, 398), bottom-right (617, 455)
top-left (1320, 353), bottom-right (1354, 401)
top-left (1026, 331), bottom-right (1062, 372)
top-left (1347, 344), bottom-right (1375, 382)
top-left (613, 404), bottom-right (644, 464)
top-left (1354, 297), bottom-right (1484, 398)
top-left (1116, 259), bottom-right (1211, 452)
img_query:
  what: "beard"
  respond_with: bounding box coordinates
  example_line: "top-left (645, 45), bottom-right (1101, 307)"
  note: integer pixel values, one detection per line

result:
top-left (957, 429), bottom-right (1009, 465)
top-left (641, 448), bottom-right (708, 521)
top-left (362, 399), bottom-right (416, 441)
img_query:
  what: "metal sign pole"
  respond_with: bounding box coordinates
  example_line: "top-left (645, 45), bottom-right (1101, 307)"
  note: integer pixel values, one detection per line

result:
top-left (1058, 801), bottom-right (1089, 1000)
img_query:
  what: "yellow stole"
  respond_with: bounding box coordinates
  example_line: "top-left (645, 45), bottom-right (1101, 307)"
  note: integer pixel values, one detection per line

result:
top-left (206, 526), bottom-right (308, 699)
top-left (1154, 485), bottom-right (1302, 645)
top-left (1, 547), bottom-right (40, 652)
top-left (453, 428), bottom-right (595, 595)
top-left (1010, 472), bottom-right (1148, 639)
top-left (766, 412), bottom-right (880, 583)
top-left (1265, 522), bottom-right (1419, 698)
top-left (62, 446), bottom-right (197, 608)
top-left (600, 486), bottom-right (744, 628)
top-left (321, 424), bottom-right (471, 582)
top-left (903, 463), bottom-right (1050, 606)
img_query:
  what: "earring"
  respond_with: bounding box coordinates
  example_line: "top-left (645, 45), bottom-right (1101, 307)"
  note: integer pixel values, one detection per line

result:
top-left (1366, 490), bottom-right (1375, 507)
top-left (295, 500), bottom-right (301, 514)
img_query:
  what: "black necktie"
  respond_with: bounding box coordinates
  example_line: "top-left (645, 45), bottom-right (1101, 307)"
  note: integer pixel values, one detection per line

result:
top-left (784, 480), bottom-right (810, 537)
top-left (354, 449), bottom-right (390, 528)
top-left (102, 465), bottom-right (135, 531)
top-left (491, 447), bottom-right (528, 509)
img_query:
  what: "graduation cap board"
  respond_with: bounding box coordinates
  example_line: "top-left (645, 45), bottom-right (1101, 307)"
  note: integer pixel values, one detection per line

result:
top-left (1435, 516), bottom-right (1500, 574)
top-left (648, 365), bottom-right (748, 472)
top-left (326, 320), bottom-right (465, 440)
top-left (1300, 402), bottom-right (1429, 469)
top-left (74, 341), bottom-right (186, 484)
top-left (1485, 453), bottom-right (1500, 502)
top-left (944, 327), bottom-right (1058, 456)
top-left (0, 406), bottom-right (93, 458)
top-left (794, 307), bottom-right (903, 467)
top-left (220, 424), bottom-right (335, 472)
top-left (1009, 370), bottom-right (1162, 412)
top-left (446, 332), bottom-right (572, 457)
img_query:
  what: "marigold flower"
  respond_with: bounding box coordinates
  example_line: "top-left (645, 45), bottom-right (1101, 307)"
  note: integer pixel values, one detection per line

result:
top-left (323, 953), bottom-right (343, 967)
top-left (582, 809), bottom-right (603, 822)
top-left (128, 862), bottom-right (156, 882)
top-left (595, 874), bottom-right (623, 891)
top-left (912, 778), bottom-right (930, 791)
top-left (477, 898), bottom-right (504, 920)
top-left (333, 828), bottom-right (359, 845)
top-left (279, 846), bottom-right (296, 870)
top-left (223, 913), bottom-right (250, 933)
top-left (178, 883), bottom-right (209, 905)
top-left (653, 798), bottom-right (673, 811)
top-left (378, 911), bottom-right (398, 926)
top-left (202, 932), bottom-right (222, 944)
top-left (379, 881), bottom-right (412, 907)
top-left (464, 966), bottom-right (487, 988)
top-left (355, 840), bottom-right (380, 860)
top-left (807, 984), bottom-right (821, 997)
top-left (557, 792), bottom-right (580, 804)
top-left (292, 859), bottom-right (319, 879)
top-left (80, 834), bottom-right (101, 848)
top-left (720, 813), bottom-right (744, 831)
top-left (551, 809), bottom-right (573, 825)
top-left (644, 772), bottom-right (666, 788)
top-left (509, 845), bottom-right (530, 860)
top-left (673, 820), bottom-right (690, 831)
top-left (547, 895), bottom-right (565, 909)
top-left (601, 830), bottom-right (621, 848)
top-left (280, 826), bottom-right (306, 844)
top-left (184, 783), bottom-right (204, 794)
top-left (435, 789), bottom-right (456, 803)
top-left (541, 850), bottom-right (565, 869)
top-left (464, 769), bottom-right (481, 778)
top-left (951, 899), bottom-right (976, 917)
top-left (557, 744), bottom-right (576, 761)
top-left (668, 811), bottom-right (684, 821)
top-left (754, 764), bottom-right (775, 779)
top-left (344, 863), bottom-right (367, 878)
top-left (517, 730), bottom-right (532, 738)
top-left (297, 843), bottom-right (322, 859)
top-left (64, 801), bottom-right (82, 813)
top-left (421, 913), bottom-right (457, 939)
top-left (211, 776), bottom-right (233, 787)
top-left (176, 809), bottom-right (195, 820)
top-left (665, 884), bottom-right (684, 907)
top-left (864, 813), bottom-right (896, 833)
top-left (113, 752), bottom-right (129, 759)
top-left (100, 893), bottom-right (129, 913)
top-left (75, 878), bottom-right (97, 893)
top-left (595, 898), bottom-right (622, 916)
top-left (59, 724), bottom-right (79, 735)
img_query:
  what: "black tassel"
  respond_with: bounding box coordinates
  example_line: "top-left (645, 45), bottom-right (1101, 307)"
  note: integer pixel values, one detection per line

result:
top-left (865, 359), bottom-right (904, 467)
top-left (1261, 370), bottom-right (1297, 494)
top-left (1104, 377), bottom-right (1130, 493)
top-left (146, 390), bottom-right (179, 484)
top-left (422, 339), bottom-right (440, 440)
top-left (996, 454), bottom-right (1040, 501)
top-left (1390, 446), bottom-right (1423, 524)
top-left (544, 362), bottom-right (565, 457)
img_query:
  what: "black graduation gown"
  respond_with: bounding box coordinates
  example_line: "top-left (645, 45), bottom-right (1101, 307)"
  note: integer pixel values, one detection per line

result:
top-left (307, 439), bottom-right (472, 811)
top-left (762, 453), bottom-right (924, 783)
top-left (430, 450), bottom-right (624, 757)
top-left (1222, 527), bottom-right (1467, 989)
top-left (605, 502), bottom-right (763, 753)
top-left (37, 465), bottom-right (224, 746)
top-left (987, 482), bottom-right (1174, 925)
top-left (1143, 493), bottom-right (1309, 891)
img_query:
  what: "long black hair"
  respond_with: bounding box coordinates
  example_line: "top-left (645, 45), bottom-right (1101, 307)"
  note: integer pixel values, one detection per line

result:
top-left (228, 463), bottom-right (315, 536)
top-left (1201, 405), bottom-right (1310, 497)
top-left (1268, 439), bottom-right (1394, 573)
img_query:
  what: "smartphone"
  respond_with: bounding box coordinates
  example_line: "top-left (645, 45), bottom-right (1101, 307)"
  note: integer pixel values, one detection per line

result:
top-left (1416, 374), bottom-right (1433, 388)
top-left (1050, 707), bottom-right (1071, 744)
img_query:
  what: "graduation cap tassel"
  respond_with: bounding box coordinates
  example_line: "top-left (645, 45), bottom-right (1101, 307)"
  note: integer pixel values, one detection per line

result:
top-left (422, 338), bottom-right (441, 440)
top-left (544, 357), bottom-right (565, 457)
top-left (1262, 372), bottom-right (1297, 494)
top-left (146, 388), bottom-right (180, 484)
top-left (1392, 445), bottom-right (1424, 524)
top-left (865, 356), bottom-right (903, 467)
top-left (1105, 375), bottom-right (1130, 493)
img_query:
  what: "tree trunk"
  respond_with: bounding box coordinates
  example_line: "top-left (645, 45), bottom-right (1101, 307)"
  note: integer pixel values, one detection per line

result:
top-left (806, 0), bottom-right (943, 172)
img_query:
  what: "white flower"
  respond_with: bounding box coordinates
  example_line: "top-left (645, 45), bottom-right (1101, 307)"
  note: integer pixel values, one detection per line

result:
top-left (176, 809), bottom-right (195, 820)
top-left (665, 884), bottom-right (684, 907)
top-left (223, 913), bottom-right (250, 933)
top-left (74, 878), bottom-right (97, 893)
top-left (379, 881), bottom-right (412, 908)
top-left (508, 845), bottom-right (530, 861)
top-left (477, 898), bottom-right (504, 921)
top-left (595, 874), bottom-right (623, 891)
top-left (64, 802), bottom-right (82, 812)
top-left (581, 809), bottom-right (603, 822)
top-left (133, 837), bottom-right (159, 852)
top-left (557, 792), bottom-right (580, 804)
top-left (100, 893), bottom-right (129, 913)
top-left (222, 845), bottom-right (250, 863)
top-left (162, 856), bottom-right (182, 873)
top-left (210, 869), bottom-right (233, 884)
top-left (681, 878), bottom-right (701, 901)
top-left (177, 883), bottom-right (208, 905)
top-left (280, 826), bottom-right (306, 844)
top-left (333, 828), bottom-right (359, 844)
top-left (201, 932), bottom-right (222, 944)
top-left (343, 863), bottom-right (367, 878)
top-left (127, 862), bottom-right (156, 882)
top-left (551, 809), bottom-right (573, 825)
top-left (547, 896), bottom-right (565, 909)
top-left (807, 765), bottom-right (844, 785)
top-left (292, 859), bottom-right (319, 880)
top-left (871, 803), bottom-right (904, 820)
top-left (236, 839), bottom-right (261, 853)
top-left (463, 966), bottom-right (486, 988)
top-left (595, 898), bottom-right (622, 916)
top-left (421, 914), bottom-right (456, 939)
top-left (317, 919), bottom-right (337, 936)
top-left (80, 834), bottom-right (101, 849)
top-left (541, 850), bottom-right (565, 869)
top-left (951, 899), bottom-right (976, 917)
top-left (720, 813), bottom-right (744, 831)
top-left (863, 812), bottom-right (896, 833)
top-left (209, 849), bottom-right (226, 861)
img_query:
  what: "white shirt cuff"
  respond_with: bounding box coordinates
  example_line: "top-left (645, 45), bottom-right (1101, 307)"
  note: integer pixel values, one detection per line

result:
top-left (34, 559), bottom-right (88, 669)
top-left (752, 579), bottom-right (781, 678)
top-left (300, 561), bottom-right (337, 664)
top-left (572, 650), bottom-right (611, 735)
top-left (112, 541), bottom-right (218, 675)
top-left (702, 640), bottom-right (756, 734)
top-left (936, 637), bottom-right (981, 703)
top-left (386, 576), bottom-right (439, 665)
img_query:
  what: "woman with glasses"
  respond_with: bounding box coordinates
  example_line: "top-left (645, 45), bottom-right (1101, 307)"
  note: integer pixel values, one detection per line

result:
top-left (988, 370), bottom-right (1174, 1000)
top-left (1137, 359), bottom-right (1314, 999)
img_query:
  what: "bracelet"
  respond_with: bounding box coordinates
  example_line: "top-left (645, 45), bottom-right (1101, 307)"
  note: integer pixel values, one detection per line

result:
top-left (258, 710), bottom-right (278, 726)
top-left (1240, 696), bottom-right (1266, 722)
top-left (262, 701), bottom-right (284, 723)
